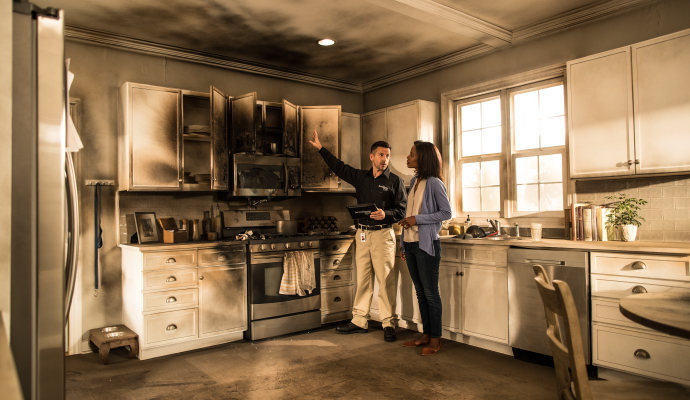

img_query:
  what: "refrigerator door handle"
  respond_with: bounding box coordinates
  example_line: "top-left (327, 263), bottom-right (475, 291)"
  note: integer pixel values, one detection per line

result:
top-left (64, 151), bottom-right (80, 325)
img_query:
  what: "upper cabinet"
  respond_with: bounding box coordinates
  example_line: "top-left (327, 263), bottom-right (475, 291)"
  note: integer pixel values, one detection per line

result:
top-left (210, 87), bottom-right (229, 190)
top-left (339, 113), bottom-right (362, 192)
top-left (568, 28), bottom-right (690, 179)
top-left (300, 105), bottom-right (341, 190)
top-left (230, 92), bottom-right (258, 153)
top-left (362, 100), bottom-right (439, 185)
top-left (282, 100), bottom-right (299, 157)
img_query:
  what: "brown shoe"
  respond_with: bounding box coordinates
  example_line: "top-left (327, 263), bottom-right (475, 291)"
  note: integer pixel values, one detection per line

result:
top-left (421, 340), bottom-right (442, 356)
top-left (402, 338), bottom-right (430, 347)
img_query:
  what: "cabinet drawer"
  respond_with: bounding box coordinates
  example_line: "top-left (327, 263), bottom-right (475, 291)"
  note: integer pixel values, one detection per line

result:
top-left (592, 323), bottom-right (690, 384)
top-left (143, 288), bottom-right (198, 312)
top-left (320, 239), bottom-right (353, 255)
top-left (143, 268), bottom-right (198, 291)
top-left (462, 246), bottom-right (507, 266)
top-left (198, 246), bottom-right (246, 267)
top-left (591, 252), bottom-right (690, 281)
top-left (144, 308), bottom-right (198, 346)
top-left (321, 254), bottom-right (353, 270)
top-left (444, 244), bottom-right (462, 262)
top-left (321, 269), bottom-right (353, 288)
top-left (591, 274), bottom-right (690, 300)
top-left (321, 285), bottom-right (353, 312)
top-left (144, 250), bottom-right (196, 271)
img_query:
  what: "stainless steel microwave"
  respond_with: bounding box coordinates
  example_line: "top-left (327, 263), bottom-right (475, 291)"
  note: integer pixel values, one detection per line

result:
top-left (229, 153), bottom-right (301, 197)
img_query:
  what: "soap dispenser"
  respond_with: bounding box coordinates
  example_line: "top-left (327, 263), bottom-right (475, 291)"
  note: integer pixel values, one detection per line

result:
top-left (463, 215), bottom-right (471, 234)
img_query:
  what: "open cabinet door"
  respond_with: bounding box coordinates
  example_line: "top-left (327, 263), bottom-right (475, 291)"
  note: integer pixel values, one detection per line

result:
top-left (301, 105), bottom-right (341, 190)
top-left (210, 86), bottom-right (229, 190)
top-left (282, 100), bottom-right (299, 157)
top-left (230, 92), bottom-right (257, 153)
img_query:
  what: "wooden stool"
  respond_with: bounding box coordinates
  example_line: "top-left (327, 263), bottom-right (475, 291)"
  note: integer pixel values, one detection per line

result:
top-left (88, 325), bottom-right (139, 365)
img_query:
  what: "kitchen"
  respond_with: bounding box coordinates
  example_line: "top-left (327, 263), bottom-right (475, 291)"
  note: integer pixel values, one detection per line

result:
top-left (3, 0), bottom-right (690, 399)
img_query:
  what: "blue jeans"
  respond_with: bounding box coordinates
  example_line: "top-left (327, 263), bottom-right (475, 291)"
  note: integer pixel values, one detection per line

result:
top-left (403, 240), bottom-right (442, 338)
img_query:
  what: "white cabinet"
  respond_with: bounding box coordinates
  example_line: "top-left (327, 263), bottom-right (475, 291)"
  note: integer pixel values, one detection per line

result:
top-left (590, 252), bottom-right (690, 385)
top-left (338, 112), bottom-right (361, 192)
top-left (121, 244), bottom-right (247, 360)
top-left (461, 264), bottom-right (508, 343)
top-left (320, 238), bottom-right (356, 324)
top-left (439, 261), bottom-right (461, 332)
top-left (567, 28), bottom-right (690, 178)
top-left (362, 100), bottom-right (439, 185)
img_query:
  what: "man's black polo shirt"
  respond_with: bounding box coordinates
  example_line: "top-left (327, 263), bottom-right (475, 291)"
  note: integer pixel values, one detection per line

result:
top-left (318, 147), bottom-right (407, 226)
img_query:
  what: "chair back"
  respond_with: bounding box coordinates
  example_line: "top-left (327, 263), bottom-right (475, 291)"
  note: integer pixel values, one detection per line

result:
top-left (533, 265), bottom-right (592, 400)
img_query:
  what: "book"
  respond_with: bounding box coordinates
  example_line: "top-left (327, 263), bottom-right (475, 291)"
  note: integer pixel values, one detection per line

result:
top-left (583, 207), bottom-right (593, 241)
top-left (597, 207), bottom-right (613, 241)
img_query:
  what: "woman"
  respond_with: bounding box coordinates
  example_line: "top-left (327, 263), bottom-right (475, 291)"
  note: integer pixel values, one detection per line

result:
top-left (398, 141), bottom-right (452, 355)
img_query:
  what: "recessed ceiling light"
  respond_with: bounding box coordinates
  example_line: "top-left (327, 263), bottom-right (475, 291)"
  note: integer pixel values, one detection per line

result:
top-left (317, 38), bottom-right (335, 46)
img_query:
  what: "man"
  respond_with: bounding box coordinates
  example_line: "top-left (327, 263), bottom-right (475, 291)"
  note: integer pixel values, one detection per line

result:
top-left (309, 130), bottom-right (407, 342)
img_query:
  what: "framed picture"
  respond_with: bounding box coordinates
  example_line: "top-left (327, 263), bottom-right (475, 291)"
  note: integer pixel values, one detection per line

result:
top-left (134, 212), bottom-right (160, 244)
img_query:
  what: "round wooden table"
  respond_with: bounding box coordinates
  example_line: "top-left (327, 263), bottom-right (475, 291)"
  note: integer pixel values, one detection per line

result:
top-left (619, 292), bottom-right (690, 340)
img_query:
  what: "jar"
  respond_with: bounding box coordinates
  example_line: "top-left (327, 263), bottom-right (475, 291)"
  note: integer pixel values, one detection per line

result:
top-left (202, 211), bottom-right (212, 240)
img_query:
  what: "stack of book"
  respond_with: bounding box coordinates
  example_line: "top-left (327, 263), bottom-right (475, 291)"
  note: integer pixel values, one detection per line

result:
top-left (565, 204), bottom-right (614, 241)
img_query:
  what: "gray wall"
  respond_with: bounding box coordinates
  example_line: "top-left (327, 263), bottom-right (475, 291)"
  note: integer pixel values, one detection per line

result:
top-left (1, 0), bottom-right (12, 329)
top-left (65, 40), bottom-right (362, 343)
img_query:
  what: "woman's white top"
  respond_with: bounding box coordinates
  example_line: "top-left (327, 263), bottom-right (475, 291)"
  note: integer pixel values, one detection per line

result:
top-left (403, 178), bottom-right (427, 243)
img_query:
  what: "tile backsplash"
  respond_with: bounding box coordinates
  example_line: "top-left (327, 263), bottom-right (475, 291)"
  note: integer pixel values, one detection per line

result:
top-left (574, 175), bottom-right (690, 243)
top-left (118, 191), bottom-right (358, 244)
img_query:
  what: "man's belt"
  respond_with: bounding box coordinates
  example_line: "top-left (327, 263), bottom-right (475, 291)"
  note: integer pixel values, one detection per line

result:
top-left (357, 223), bottom-right (392, 231)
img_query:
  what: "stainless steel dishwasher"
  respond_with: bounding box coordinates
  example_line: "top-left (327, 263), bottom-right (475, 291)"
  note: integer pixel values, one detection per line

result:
top-left (507, 248), bottom-right (590, 363)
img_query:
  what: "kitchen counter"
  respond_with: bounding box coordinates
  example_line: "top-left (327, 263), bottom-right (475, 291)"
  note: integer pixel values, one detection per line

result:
top-left (440, 236), bottom-right (690, 255)
top-left (118, 233), bottom-right (356, 251)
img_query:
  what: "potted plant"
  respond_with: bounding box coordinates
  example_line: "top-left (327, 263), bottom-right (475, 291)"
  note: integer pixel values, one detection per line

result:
top-left (605, 194), bottom-right (647, 241)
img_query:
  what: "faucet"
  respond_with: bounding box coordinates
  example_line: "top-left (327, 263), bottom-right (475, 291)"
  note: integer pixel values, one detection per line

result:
top-left (487, 219), bottom-right (501, 236)
top-left (514, 222), bottom-right (520, 237)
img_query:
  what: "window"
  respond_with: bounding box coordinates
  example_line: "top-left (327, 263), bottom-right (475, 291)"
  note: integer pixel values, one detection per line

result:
top-left (453, 78), bottom-right (567, 218)
top-left (456, 95), bottom-right (503, 214)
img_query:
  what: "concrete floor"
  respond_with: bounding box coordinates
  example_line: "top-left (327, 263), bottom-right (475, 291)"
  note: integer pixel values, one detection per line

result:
top-left (66, 325), bottom-right (557, 399)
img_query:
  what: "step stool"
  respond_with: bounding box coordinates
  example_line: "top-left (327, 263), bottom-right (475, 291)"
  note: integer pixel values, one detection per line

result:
top-left (88, 324), bottom-right (139, 365)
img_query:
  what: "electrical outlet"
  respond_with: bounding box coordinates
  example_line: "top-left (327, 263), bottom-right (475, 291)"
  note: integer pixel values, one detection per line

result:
top-left (85, 180), bottom-right (116, 186)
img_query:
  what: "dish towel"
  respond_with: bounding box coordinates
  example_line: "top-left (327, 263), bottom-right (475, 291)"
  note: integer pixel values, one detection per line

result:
top-left (279, 251), bottom-right (315, 296)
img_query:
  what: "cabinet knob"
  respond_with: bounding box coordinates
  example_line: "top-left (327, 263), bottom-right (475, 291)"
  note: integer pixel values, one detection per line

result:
top-left (635, 159), bottom-right (640, 165)
top-left (166, 324), bottom-right (177, 331)
top-left (334, 275), bottom-right (341, 280)
top-left (333, 259), bottom-right (340, 266)
top-left (166, 296), bottom-right (177, 303)
top-left (165, 276), bottom-right (177, 283)
top-left (199, 276), bottom-right (204, 280)
top-left (627, 160), bottom-right (634, 166)
top-left (165, 257), bottom-right (176, 264)
top-left (632, 285), bottom-right (647, 294)
top-left (334, 297), bottom-right (341, 302)
top-left (218, 253), bottom-right (228, 261)
top-left (634, 349), bottom-right (650, 359)
top-left (333, 244), bottom-right (341, 251)
top-left (456, 271), bottom-right (462, 276)
top-left (631, 261), bottom-right (647, 270)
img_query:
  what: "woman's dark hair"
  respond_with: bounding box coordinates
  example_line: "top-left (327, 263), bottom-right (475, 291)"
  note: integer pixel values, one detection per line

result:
top-left (413, 140), bottom-right (443, 181)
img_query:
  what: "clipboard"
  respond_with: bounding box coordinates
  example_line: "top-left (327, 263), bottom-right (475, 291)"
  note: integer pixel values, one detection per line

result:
top-left (346, 203), bottom-right (378, 220)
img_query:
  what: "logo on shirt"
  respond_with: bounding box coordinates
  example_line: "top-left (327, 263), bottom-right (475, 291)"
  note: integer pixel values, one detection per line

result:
top-left (379, 185), bottom-right (389, 191)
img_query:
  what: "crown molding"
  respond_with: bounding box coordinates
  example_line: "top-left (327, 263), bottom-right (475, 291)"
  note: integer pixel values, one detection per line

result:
top-left (362, 44), bottom-right (495, 92)
top-left (364, 0), bottom-right (511, 47)
top-left (64, 26), bottom-right (364, 93)
top-left (512, 0), bottom-right (656, 43)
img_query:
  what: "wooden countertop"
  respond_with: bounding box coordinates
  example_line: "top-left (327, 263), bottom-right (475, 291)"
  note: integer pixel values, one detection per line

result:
top-left (439, 236), bottom-right (690, 255)
top-left (119, 233), bottom-right (355, 251)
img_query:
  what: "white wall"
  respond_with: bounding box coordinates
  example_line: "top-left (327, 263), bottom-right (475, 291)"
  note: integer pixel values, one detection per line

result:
top-left (1, 0), bottom-right (13, 332)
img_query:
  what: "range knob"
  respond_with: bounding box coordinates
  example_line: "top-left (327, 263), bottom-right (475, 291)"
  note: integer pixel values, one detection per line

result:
top-left (285, 243), bottom-right (291, 249)
top-left (259, 244), bottom-right (266, 251)
top-left (299, 242), bottom-right (305, 248)
top-left (308, 242), bottom-right (313, 248)
top-left (270, 243), bottom-right (276, 250)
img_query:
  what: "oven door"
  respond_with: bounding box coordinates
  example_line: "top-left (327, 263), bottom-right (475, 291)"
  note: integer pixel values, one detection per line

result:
top-left (249, 251), bottom-right (320, 320)
top-left (231, 154), bottom-right (301, 197)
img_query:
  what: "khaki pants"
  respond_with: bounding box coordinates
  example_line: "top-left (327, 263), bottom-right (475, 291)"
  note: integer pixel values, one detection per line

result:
top-left (351, 228), bottom-right (398, 329)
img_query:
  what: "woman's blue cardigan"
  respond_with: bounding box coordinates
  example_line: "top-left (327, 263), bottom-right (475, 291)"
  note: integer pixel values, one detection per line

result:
top-left (400, 176), bottom-right (452, 257)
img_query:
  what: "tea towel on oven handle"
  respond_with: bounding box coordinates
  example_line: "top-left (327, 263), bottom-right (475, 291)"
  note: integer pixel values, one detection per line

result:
top-left (279, 251), bottom-right (315, 296)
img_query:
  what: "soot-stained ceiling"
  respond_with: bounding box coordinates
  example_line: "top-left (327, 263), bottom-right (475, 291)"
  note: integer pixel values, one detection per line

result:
top-left (35, 0), bottom-right (606, 85)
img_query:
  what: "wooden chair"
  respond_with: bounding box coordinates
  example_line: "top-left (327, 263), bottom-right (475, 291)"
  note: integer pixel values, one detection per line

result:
top-left (532, 265), bottom-right (690, 400)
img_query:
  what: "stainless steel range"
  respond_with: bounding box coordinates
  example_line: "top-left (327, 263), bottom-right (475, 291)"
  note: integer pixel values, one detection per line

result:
top-left (223, 210), bottom-right (321, 340)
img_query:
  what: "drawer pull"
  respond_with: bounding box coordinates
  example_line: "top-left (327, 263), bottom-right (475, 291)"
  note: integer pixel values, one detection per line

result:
top-left (166, 324), bottom-right (177, 331)
top-left (632, 285), bottom-right (648, 294)
top-left (333, 260), bottom-right (341, 266)
top-left (634, 349), bottom-right (650, 359)
top-left (333, 244), bottom-right (341, 251)
top-left (165, 257), bottom-right (177, 264)
top-left (334, 297), bottom-right (342, 302)
top-left (165, 276), bottom-right (177, 283)
top-left (199, 276), bottom-right (204, 280)
top-left (217, 253), bottom-right (229, 261)
top-left (166, 296), bottom-right (177, 303)
top-left (631, 261), bottom-right (647, 270)
top-left (333, 275), bottom-right (341, 280)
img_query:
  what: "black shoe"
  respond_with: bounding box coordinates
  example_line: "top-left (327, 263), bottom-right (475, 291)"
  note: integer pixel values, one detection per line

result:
top-left (383, 327), bottom-right (397, 342)
top-left (335, 323), bottom-right (368, 334)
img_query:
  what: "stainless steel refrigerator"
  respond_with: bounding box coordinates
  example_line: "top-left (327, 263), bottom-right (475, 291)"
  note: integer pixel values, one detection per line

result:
top-left (11, 3), bottom-right (77, 399)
